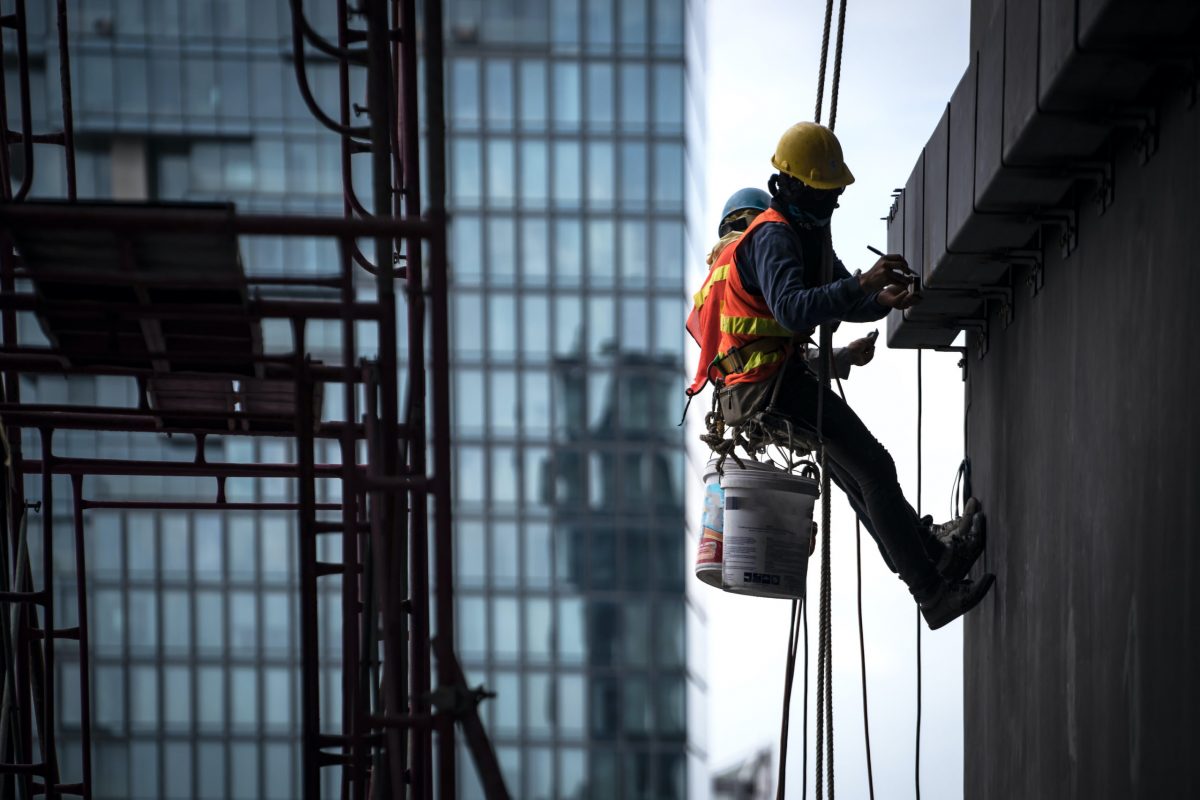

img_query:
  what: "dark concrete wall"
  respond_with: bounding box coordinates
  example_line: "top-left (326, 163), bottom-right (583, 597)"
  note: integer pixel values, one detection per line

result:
top-left (970, 0), bottom-right (1003, 56)
top-left (963, 89), bottom-right (1200, 797)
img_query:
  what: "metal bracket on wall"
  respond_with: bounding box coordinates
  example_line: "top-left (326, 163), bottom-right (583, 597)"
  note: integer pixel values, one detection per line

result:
top-left (1035, 208), bottom-right (1077, 259)
top-left (933, 345), bottom-right (969, 382)
top-left (1026, 257), bottom-right (1045, 297)
top-left (1080, 159), bottom-right (1115, 215)
top-left (954, 316), bottom-right (988, 359)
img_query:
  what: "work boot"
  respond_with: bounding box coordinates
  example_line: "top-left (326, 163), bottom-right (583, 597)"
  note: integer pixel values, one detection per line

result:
top-left (926, 498), bottom-right (984, 582)
top-left (918, 573), bottom-right (996, 631)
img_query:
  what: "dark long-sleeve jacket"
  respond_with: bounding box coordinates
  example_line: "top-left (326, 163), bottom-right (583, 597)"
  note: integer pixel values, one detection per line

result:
top-left (734, 206), bottom-right (888, 335)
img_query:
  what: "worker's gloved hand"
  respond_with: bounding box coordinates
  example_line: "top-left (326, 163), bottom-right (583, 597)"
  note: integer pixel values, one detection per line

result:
top-left (845, 335), bottom-right (876, 366)
top-left (859, 254), bottom-right (915, 293)
top-left (876, 283), bottom-right (922, 310)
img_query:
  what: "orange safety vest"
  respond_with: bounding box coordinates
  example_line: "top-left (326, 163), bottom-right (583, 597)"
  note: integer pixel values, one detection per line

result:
top-left (686, 207), bottom-right (797, 395)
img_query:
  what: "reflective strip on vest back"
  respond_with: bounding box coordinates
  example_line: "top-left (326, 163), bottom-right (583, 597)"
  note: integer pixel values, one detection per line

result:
top-left (693, 264), bottom-right (730, 310)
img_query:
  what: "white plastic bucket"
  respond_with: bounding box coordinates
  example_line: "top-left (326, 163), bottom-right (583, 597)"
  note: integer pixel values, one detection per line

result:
top-left (694, 457), bottom-right (778, 589)
top-left (720, 461), bottom-right (819, 599)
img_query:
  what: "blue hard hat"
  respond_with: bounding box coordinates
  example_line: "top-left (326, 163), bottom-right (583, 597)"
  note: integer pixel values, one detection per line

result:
top-left (719, 187), bottom-right (772, 233)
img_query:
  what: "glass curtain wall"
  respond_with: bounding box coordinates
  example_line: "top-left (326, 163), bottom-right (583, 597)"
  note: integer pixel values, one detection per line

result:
top-left (10, 0), bottom-right (704, 797)
top-left (17, 2), bottom-right (355, 798)
top-left (444, 0), bottom-right (705, 797)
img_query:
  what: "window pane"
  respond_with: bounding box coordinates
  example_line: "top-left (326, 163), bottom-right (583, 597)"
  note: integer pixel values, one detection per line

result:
top-left (164, 666), bottom-right (191, 729)
top-left (557, 597), bottom-right (587, 664)
top-left (519, 141), bottom-right (548, 208)
top-left (654, 221), bottom-right (685, 288)
top-left (551, 0), bottom-right (580, 47)
top-left (196, 590), bottom-right (224, 651)
top-left (619, 64), bottom-right (647, 130)
top-left (264, 667), bottom-right (291, 729)
top-left (622, 297), bottom-right (649, 352)
top-left (526, 672), bottom-right (553, 736)
top-left (586, 142), bottom-right (614, 209)
top-left (486, 139), bottom-right (516, 207)
top-left (487, 217), bottom-right (517, 284)
top-left (653, 64), bottom-right (685, 132)
top-left (619, 0), bottom-right (648, 51)
top-left (450, 58), bottom-right (480, 128)
top-left (229, 591), bottom-right (257, 656)
top-left (558, 673), bottom-right (587, 737)
top-left (589, 297), bottom-right (615, 358)
top-left (198, 666), bottom-right (225, 729)
top-left (555, 296), bottom-right (583, 357)
top-left (454, 292), bottom-right (485, 359)
top-left (552, 141), bottom-right (581, 207)
top-left (455, 369), bottom-right (486, 437)
top-left (197, 742), bottom-right (226, 799)
top-left (230, 666), bottom-right (257, 729)
top-left (489, 370), bottom-right (519, 435)
top-left (653, 142), bottom-right (684, 209)
top-left (584, 0), bottom-right (614, 50)
top-left (620, 220), bottom-right (649, 287)
top-left (585, 64), bottom-right (613, 128)
top-left (489, 294), bottom-right (517, 358)
top-left (451, 137), bottom-right (483, 206)
top-left (524, 446), bottom-right (551, 508)
top-left (551, 63), bottom-right (581, 129)
top-left (554, 220), bottom-right (582, 287)
top-left (522, 218), bottom-right (550, 284)
top-left (163, 590), bottom-right (190, 655)
top-left (491, 446), bottom-right (519, 505)
top-left (525, 597), bottom-right (552, 660)
top-left (130, 665), bottom-right (157, 729)
top-left (452, 214), bottom-right (484, 284)
top-left (457, 521), bottom-right (486, 588)
top-left (587, 220), bottom-right (615, 287)
top-left (484, 61), bottom-right (514, 129)
top-left (520, 296), bottom-right (550, 359)
top-left (620, 142), bottom-right (648, 210)
top-left (492, 671), bottom-right (521, 736)
top-left (459, 595), bottom-right (488, 660)
top-left (194, 513), bottom-right (222, 580)
top-left (457, 447), bottom-right (485, 504)
top-left (95, 665), bottom-right (125, 731)
top-left (128, 590), bottom-right (157, 653)
top-left (652, 0), bottom-right (685, 50)
top-left (518, 61), bottom-right (548, 129)
top-left (492, 597), bottom-right (520, 660)
top-left (521, 373), bottom-right (552, 437)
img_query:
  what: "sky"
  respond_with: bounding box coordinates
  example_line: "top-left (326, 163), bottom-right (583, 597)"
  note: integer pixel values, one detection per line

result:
top-left (696, 1), bottom-right (974, 798)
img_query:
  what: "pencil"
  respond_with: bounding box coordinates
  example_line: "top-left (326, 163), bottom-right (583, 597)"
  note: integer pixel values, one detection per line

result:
top-left (867, 245), bottom-right (885, 257)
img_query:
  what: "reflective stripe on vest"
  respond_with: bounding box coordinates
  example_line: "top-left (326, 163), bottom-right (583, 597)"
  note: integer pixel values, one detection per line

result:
top-left (685, 206), bottom-right (796, 394)
top-left (719, 315), bottom-right (793, 337)
top-left (693, 264), bottom-right (730, 310)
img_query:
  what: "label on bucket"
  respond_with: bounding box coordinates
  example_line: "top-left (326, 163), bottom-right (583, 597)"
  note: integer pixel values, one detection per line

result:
top-left (721, 483), bottom-right (815, 598)
top-left (701, 482), bottom-right (724, 533)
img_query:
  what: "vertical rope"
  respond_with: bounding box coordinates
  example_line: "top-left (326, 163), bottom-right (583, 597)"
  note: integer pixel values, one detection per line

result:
top-left (777, 598), bottom-right (804, 800)
top-left (856, 520), bottom-right (876, 799)
top-left (915, 349), bottom-right (924, 800)
top-left (828, 0), bottom-right (850, 131)
top-left (813, 0), bottom-right (836, 123)
top-left (803, 599), bottom-right (810, 800)
top-left (834, 375), bottom-right (874, 800)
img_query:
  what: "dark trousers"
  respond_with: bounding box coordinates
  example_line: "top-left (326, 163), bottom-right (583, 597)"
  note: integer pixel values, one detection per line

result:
top-left (721, 366), bottom-right (941, 594)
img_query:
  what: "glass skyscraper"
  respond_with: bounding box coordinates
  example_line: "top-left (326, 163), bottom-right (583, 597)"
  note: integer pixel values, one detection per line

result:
top-left (13, 0), bottom-right (705, 797)
top-left (441, 1), bottom-right (706, 797)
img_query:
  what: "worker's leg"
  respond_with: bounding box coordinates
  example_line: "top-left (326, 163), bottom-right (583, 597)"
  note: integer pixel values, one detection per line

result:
top-left (773, 369), bottom-right (940, 595)
top-left (823, 458), bottom-right (897, 573)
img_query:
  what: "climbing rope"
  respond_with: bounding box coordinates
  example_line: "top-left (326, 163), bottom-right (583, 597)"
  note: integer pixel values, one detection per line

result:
top-left (833, 371), bottom-right (876, 800)
top-left (828, 0), bottom-right (849, 131)
top-left (915, 349), bottom-right (924, 800)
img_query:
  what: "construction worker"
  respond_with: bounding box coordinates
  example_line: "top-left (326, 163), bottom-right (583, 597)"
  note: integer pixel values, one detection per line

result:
top-left (687, 123), bottom-right (992, 629)
top-left (710, 187), bottom-right (877, 382)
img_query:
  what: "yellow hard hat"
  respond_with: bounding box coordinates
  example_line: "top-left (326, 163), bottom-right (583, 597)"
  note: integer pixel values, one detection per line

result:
top-left (770, 122), bottom-right (855, 190)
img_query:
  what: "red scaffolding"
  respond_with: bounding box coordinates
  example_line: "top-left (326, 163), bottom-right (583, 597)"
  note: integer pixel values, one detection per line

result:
top-left (0, 1), bottom-right (507, 797)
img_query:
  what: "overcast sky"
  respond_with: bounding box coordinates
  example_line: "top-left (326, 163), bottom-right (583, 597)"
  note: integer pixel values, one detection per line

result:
top-left (697, 2), bottom-right (974, 798)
